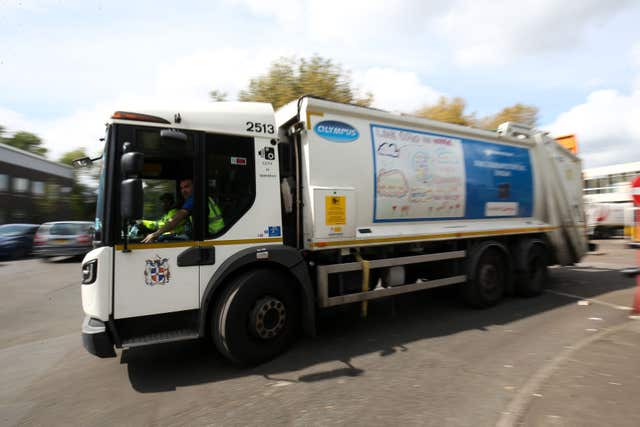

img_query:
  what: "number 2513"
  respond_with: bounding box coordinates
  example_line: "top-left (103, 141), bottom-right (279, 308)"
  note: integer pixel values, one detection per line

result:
top-left (246, 121), bottom-right (274, 134)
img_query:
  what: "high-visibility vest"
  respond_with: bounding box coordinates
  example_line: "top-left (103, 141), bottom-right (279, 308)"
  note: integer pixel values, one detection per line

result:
top-left (184, 198), bottom-right (224, 235)
top-left (141, 208), bottom-right (186, 234)
top-left (207, 197), bottom-right (224, 234)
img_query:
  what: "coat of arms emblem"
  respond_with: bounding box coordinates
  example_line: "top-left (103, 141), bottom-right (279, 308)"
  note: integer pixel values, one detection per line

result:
top-left (144, 255), bottom-right (171, 286)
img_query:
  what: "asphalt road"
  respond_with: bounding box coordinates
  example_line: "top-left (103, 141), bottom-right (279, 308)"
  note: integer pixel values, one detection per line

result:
top-left (1, 240), bottom-right (639, 427)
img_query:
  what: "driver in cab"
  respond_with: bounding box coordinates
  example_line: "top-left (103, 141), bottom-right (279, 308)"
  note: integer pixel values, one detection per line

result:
top-left (141, 178), bottom-right (224, 243)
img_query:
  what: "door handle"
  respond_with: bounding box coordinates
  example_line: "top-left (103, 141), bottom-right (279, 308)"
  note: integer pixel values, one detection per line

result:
top-left (177, 246), bottom-right (215, 267)
top-left (199, 247), bottom-right (215, 265)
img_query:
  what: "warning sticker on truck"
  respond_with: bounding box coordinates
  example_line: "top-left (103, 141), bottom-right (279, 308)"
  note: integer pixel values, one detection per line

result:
top-left (325, 196), bottom-right (346, 225)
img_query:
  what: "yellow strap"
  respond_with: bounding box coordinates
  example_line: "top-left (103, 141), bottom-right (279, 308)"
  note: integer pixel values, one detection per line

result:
top-left (355, 253), bottom-right (370, 318)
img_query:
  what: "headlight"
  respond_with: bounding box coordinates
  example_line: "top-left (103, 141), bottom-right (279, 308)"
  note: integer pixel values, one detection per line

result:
top-left (82, 259), bottom-right (97, 284)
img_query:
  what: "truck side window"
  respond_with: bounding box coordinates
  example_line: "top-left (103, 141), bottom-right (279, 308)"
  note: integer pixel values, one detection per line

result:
top-left (119, 126), bottom-right (195, 242)
top-left (205, 133), bottom-right (256, 238)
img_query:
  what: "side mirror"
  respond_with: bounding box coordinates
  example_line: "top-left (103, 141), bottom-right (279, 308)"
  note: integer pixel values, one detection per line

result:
top-left (72, 157), bottom-right (93, 169)
top-left (121, 178), bottom-right (143, 221)
top-left (121, 152), bottom-right (144, 178)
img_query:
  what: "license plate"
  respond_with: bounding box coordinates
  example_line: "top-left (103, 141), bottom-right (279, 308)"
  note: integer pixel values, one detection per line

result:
top-left (52, 239), bottom-right (68, 244)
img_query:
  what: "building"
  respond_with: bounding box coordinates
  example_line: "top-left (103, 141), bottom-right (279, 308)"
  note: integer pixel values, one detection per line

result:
top-left (582, 161), bottom-right (640, 204)
top-left (0, 142), bottom-right (74, 224)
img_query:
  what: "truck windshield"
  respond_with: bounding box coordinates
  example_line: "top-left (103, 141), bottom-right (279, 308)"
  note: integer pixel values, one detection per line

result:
top-left (94, 128), bottom-right (109, 242)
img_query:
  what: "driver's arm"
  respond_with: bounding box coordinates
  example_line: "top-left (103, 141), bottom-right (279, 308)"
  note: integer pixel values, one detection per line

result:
top-left (141, 209), bottom-right (189, 243)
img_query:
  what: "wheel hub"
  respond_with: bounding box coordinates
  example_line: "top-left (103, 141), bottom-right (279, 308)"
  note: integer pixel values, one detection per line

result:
top-left (251, 297), bottom-right (286, 340)
top-left (479, 264), bottom-right (498, 291)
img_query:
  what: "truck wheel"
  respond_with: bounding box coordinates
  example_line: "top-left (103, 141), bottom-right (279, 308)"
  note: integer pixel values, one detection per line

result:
top-left (212, 268), bottom-right (300, 365)
top-left (463, 245), bottom-right (507, 308)
top-left (515, 240), bottom-right (548, 297)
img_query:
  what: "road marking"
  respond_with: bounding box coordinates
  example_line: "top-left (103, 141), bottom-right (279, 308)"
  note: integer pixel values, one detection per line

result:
top-left (545, 290), bottom-right (632, 311)
top-left (496, 322), bottom-right (631, 427)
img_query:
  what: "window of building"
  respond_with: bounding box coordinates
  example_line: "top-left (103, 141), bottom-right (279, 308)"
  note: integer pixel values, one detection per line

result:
top-left (0, 174), bottom-right (8, 191)
top-left (625, 172), bottom-right (639, 182)
top-left (47, 183), bottom-right (60, 195)
top-left (12, 177), bottom-right (29, 193)
top-left (12, 209), bottom-right (26, 220)
top-left (32, 181), bottom-right (45, 195)
top-left (610, 173), bottom-right (627, 185)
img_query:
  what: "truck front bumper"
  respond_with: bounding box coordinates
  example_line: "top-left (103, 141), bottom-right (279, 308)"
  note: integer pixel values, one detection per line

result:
top-left (82, 316), bottom-right (116, 358)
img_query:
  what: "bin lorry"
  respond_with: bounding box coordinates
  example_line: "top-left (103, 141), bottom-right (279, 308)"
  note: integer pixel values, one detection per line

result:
top-left (79, 96), bottom-right (588, 364)
top-left (585, 202), bottom-right (633, 238)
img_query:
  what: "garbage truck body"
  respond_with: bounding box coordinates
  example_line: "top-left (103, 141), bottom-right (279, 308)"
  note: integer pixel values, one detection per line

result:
top-left (80, 96), bottom-right (587, 364)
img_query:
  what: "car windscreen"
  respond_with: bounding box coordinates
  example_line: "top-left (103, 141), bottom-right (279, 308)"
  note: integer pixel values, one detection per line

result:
top-left (49, 224), bottom-right (80, 236)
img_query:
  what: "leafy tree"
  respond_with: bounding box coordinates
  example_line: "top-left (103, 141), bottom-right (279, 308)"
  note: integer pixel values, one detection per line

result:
top-left (479, 104), bottom-right (538, 130)
top-left (414, 96), bottom-right (475, 126)
top-left (238, 55), bottom-right (373, 109)
top-left (414, 97), bottom-right (538, 131)
top-left (2, 130), bottom-right (48, 156)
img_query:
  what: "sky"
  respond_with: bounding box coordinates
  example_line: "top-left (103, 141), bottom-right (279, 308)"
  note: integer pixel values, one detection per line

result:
top-left (0, 0), bottom-right (639, 168)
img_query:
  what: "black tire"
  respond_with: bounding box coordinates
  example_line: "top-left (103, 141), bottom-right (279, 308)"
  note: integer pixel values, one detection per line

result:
top-left (463, 245), bottom-right (507, 308)
top-left (515, 240), bottom-right (549, 297)
top-left (212, 268), bottom-right (300, 365)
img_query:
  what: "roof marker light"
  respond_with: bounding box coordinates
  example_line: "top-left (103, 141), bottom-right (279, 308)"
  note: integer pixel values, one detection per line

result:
top-left (111, 111), bottom-right (171, 124)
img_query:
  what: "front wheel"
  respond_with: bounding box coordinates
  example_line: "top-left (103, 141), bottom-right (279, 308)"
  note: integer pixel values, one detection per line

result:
top-left (212, 268), bottom-right (300, 365)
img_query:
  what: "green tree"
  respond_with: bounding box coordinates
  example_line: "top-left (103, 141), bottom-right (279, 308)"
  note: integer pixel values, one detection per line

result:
top-left (414, 97), bottom-right (539, 131)
top-left (414, 96), bottom-right (475, 126)
top-left (3, 130), bottom-right (48, 156)
top-left (478, 104), bottom-right (538, 131)
top-left (237, 55), bottom-right (373, 109)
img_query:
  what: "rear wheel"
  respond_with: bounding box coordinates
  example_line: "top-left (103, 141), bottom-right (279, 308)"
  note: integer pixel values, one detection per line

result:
top-left (212, 268), bottom-right (300, 365)
top-left (463, 245), bottom-right (507, 308)
top-left (515, 240), bottom-right (549, 297)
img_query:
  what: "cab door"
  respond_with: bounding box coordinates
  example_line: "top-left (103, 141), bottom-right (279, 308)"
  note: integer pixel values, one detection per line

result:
top-left (112, 125), bottom-right (201, 319)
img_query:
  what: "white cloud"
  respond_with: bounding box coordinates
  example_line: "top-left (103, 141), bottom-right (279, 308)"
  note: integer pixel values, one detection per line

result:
top-left (355, 68), bottom-right (442, 112)
top-left (230, 0), bottom-right (445, 45)
top-left (545, 42), bottom-right (640, 168)
top-left (437, 0), bottom-right (634, 66)
top-left (231, 0), bottom-right (635, 66)
top-left (0, 104), bottom-right (111, 160)
top-left (0, 107), bottom-right (34, 135)
top-left (631, 42), bottom-right (640, 68)
top-left (1, 46), bottom-right (293, 160)
top-left (153, 47), bottom-right (291, 103)
top-left (227, 0), bottom-right (304, 27)
top-left (545, 89), bottom-right (640, 168)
